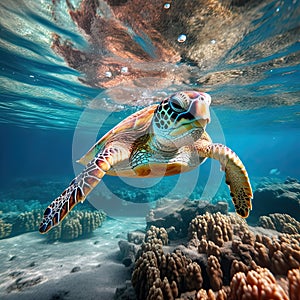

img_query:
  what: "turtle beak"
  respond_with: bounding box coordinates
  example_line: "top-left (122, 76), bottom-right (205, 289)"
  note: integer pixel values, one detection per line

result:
top-left (190, 92), bottom-right (211, 127)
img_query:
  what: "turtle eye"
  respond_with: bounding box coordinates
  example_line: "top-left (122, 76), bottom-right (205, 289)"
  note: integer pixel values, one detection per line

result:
top-left (170, 97), bottom-right (185, 113)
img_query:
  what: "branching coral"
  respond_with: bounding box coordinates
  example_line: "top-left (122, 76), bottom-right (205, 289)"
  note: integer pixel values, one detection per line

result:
top-left (258, 213), bottom-right (300, 234)
top-left (188, 212), bottom-right (233, 247)
top-left (146, 225), bottom-right (168, 246)
top-left (122, 213), bottom-right (300, 300)
top-left (207, 255), bottom-right (223, 291)
top-left (132, 226), bottom-right (203, 299)
top-left (228, 267), bottom-right (289, 300)
top-left (47, 210), bottom-right (106, 241)
top-left (288, 267), bottom-right (300, 300)
top-left (11, 209), bottom-right (43, 235)
top-left (0, 218), bottom-right (12, 239)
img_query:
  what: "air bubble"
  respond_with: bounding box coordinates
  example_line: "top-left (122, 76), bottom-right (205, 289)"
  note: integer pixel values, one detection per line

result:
top-left (177, 34), bottom-right (186, 43)
top-left (120, 66), bottom-right (128, 73)
top-left (105, 71), bottom-right (112, 78)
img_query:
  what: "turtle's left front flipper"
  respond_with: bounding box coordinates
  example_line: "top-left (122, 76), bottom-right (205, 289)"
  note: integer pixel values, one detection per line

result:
top-left (39, 146), bottom-right (129, 234)
top-left (196, 141), bottom-right (252, 218)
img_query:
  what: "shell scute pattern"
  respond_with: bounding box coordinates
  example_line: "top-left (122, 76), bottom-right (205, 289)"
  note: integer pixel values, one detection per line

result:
top-left (154, 100), bottom-right (175, 130)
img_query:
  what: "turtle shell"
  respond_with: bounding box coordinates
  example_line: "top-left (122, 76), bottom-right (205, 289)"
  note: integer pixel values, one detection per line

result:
top-left (77, 104), bottom-right (158, 165)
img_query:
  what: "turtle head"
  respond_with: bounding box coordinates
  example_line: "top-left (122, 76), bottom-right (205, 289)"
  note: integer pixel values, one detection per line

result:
top-left (152, 91), bottom-right (211, 148)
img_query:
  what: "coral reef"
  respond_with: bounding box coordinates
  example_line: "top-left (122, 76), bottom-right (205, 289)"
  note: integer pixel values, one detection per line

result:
top-left (117, 213), bottom-right (300, 300)
top-left (188, 212), bottom-right (233, 246)
top-left (145, 225), bottom-right (168, 246)
top-left (0, 218), bottom-right (12, 239)
top-left (228, 267), bottom-right (289, 300)
top-left (250, 177), bottom-right (300, 222)
top-left (47, 210), bottom-right (106, 242)
top-left (0, 209), bottom-right (106, 241)
top-left (0, 177), bottom-right (68, 206)
top-left (11, 209), bottom-right (44, 235)
top-left (146, 200), bottom-right (228, 240)
top-left (132, 228), bottom-right (203, 300)
top-left (258, 213), bottom-right (300, 234)
top-left (288, 268), bottom-right (300, 300)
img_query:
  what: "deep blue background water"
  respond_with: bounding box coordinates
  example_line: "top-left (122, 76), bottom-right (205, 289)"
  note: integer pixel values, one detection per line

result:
top-left (0, 0), bottom-right (299, 209)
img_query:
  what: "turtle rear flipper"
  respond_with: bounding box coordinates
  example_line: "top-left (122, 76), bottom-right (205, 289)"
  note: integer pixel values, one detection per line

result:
top-left (196, 141), bottom-right (253, 218)
top-left (39, 146), bottom-right (129, 233)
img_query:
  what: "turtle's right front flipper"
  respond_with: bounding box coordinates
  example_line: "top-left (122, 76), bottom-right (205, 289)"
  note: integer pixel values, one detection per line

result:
top-left (39, 146), bottom-right (128, 233)
top-left (196, 140), bottom-right (252, 218)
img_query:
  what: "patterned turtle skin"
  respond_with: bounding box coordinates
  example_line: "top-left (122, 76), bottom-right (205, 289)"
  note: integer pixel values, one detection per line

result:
top-left (39, 91), bottom-right (252, 233)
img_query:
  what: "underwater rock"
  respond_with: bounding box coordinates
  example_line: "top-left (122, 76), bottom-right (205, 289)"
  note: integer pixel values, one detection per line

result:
top-left (146, 200), bottom-right (228, 240)
top-left (258, 213), bottom-right (300, 234)
top-left (115, 280), bottom-right (137, 300)
top-left (127, 230), bottom-right (145, 245)
top-left (47, 210), bottom-right (106, 242)
top-left (70, 266), bottom-right (81, 273)
top-left (250, 178), bottom-right (300, 222)
top-left (6, 275), bottom-right (43, 293)
top-left (118, 240), bottom-right (139, 267)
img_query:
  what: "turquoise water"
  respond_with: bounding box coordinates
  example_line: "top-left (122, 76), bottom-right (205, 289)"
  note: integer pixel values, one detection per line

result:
top-left (0, 0), bottom-right (300, 299)
top-left (0, 0), bottom-right (299, 204)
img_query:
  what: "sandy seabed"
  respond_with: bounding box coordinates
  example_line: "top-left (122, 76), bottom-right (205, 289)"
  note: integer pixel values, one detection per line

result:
top-left (0, 217), bottom-right (145, 300)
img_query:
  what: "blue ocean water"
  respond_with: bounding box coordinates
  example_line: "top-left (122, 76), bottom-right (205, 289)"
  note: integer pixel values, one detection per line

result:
top-left (0, 0), bottom-right (300, 299)
top-left (0, 0), bottom-right (299, 204)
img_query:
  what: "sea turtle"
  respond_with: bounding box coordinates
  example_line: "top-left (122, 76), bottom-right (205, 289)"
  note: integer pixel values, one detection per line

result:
top-left (39, 91), bottom-right (252, 233)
